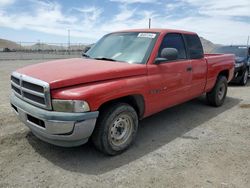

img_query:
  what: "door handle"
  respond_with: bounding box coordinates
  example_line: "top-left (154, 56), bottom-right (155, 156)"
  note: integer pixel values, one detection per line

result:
top-left (186, 66), bottom-right (192, 72)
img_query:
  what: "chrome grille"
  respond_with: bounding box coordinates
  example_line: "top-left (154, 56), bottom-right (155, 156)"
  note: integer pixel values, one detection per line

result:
top-left (11, 72), bottom-right (52, 110)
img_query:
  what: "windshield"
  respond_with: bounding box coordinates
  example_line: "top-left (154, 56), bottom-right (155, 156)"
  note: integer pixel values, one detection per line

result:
top-left (214, 46), bottom-right (248, 57)
top-left (85, 32), bottom-right (158, 64)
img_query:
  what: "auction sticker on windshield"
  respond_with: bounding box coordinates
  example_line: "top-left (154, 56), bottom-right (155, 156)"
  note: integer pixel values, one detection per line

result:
top-left (137, 33), bottom-right (156, 38)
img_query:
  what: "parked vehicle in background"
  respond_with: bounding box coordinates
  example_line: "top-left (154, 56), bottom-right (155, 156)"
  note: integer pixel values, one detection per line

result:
top-left (3, 47), bottom-right (11, 52)
top-left (10, 29), bottom-right (235, 155)
top-left (213, 46), bottom-right (250, 85)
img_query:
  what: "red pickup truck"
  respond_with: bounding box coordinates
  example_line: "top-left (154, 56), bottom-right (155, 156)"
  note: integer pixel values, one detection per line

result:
top-left (10, 29), bottom-right (235, 155)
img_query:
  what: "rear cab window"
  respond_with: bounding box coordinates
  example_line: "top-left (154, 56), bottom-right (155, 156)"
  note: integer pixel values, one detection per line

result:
top-left (184, 34), bottom-right (204, 59)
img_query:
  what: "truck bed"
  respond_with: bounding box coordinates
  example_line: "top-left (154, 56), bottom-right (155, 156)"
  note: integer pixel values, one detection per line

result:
top-left (204, 53), bottom-right (235, 92)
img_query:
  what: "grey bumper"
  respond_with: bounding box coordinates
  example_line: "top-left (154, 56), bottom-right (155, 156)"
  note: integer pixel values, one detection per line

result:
top-left (10, 93), bottom-right (99, 147)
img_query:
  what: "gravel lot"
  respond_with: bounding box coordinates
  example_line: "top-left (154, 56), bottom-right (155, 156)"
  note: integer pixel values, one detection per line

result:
top-left (0, 60), bottom-right (249, 188)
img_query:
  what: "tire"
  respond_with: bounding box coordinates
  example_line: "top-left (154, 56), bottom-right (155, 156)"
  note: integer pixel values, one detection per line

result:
top-left (91, 103), bottom-right (138, 155)
top-left (206, 76), bottom-right (228, 107)
top-left (240, 69), bottom-right (248, 86)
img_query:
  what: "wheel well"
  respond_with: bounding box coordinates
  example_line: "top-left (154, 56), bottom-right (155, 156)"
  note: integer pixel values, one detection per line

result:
top-left (218, 70), bottom-right (229, 80)
top-left (98, 95), bottom-right (145, 119)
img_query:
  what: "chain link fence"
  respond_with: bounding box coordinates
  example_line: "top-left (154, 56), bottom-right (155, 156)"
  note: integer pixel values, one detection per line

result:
top-left (0, 42), bottom-right (91, 60)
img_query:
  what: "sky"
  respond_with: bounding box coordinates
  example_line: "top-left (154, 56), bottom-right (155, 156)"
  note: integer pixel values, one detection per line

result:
top-left (0, 0), bottom-right (249, 45)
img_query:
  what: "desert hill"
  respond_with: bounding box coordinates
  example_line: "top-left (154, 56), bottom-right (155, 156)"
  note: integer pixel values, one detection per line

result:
top-left (0, 37), bottom-right (219, 53)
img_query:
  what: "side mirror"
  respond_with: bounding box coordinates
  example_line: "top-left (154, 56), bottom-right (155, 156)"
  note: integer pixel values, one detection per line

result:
top-left (155, 48), bottom-right (178, 64)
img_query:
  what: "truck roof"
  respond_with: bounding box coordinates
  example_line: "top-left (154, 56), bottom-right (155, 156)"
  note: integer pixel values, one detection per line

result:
top-left (114, 28), bottom-right (197, 35)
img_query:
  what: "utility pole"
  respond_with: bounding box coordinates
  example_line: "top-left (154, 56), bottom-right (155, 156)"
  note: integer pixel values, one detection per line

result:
top-left (247, 36), bottom-right (249, 47)
top-left (38, 39), bottom-right (41, 51)
top-left (68, 29), bottom-right (70, 55)
top-left (149, 18), bottom-right (151, 29)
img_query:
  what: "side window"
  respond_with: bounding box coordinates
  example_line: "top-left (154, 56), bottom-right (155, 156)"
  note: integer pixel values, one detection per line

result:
top-left (158, 33), bottom-right (187, 60)
top-left (184, 34), bottom-right (204, 59)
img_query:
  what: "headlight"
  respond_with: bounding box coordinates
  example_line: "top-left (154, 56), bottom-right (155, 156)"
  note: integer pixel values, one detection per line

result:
top-left (52, 100), bottom-right (90, 112)
top-left (235, 62), bottom-right (244, 68)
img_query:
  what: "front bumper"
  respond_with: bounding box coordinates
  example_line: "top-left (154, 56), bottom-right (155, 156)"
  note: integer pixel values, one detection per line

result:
top-left (10, 93), bottom-right (99, 147)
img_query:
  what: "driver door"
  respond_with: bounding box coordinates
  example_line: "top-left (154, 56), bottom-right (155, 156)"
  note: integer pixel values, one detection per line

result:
top-left (147, 33), bottom-right (192, 113)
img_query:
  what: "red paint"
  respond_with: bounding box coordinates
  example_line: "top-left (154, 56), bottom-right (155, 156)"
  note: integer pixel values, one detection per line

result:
top-left (16, 29), bottom-right (235, 118)
top-left (17, 58), bottom-right (147, 89)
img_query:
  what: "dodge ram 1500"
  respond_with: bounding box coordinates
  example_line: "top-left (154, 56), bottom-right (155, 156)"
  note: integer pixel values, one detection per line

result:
top-left (10, 29), bottom-right (235, 155)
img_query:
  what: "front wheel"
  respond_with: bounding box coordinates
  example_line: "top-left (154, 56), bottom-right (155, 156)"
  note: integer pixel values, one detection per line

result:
top-left (91, 103), bottom-right (138, 155)
top-left (206, 76), bottom-right (228, 107)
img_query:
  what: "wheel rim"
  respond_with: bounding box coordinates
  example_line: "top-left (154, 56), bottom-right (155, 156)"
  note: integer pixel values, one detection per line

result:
top-left (109, 114), bottom-right (133, 147)
top-left (218, 83), bottom-right (226, 100)
top-left (243, 70), bottom-right (248, 84)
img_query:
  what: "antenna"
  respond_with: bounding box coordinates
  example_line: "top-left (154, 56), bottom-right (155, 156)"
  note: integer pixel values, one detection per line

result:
top-left (68, 29), bottom-right (71, 54)
top-left (149, 18), bottom-right (151, 29)
top-left (247, 36), bottom-right (249, 47)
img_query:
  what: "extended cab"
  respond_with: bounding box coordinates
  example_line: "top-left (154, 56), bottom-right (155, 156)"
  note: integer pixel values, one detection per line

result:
top-left (10, 29), bottom-right (235, 155)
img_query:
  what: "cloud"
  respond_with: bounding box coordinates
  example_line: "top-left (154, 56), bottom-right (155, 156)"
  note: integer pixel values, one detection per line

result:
top-left (0, 0), bottom-right (249, 44)
top-left (166, 3), bottom-right (184, 10)
top-left (0, 1), bottom-right (78, 36)
top-left (0, 1), bottom-right (153, 41)
top-left (0, 0), bottom-right (15, 7)
top-left (110, 0), bottom-right (156, 4)
top-left (74, 6), bottom-right (103, 27)
top-left (159, 0), bottom-right (250, 44)
top-left (153, 16), bottom-right (250, 45)
top-left (113, 5), bottom-right (136, 21)
top-left (182, 0), bottom-right (250, 17)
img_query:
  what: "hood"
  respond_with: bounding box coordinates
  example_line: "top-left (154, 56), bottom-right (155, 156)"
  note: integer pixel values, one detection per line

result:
top-left (235, 56), bottom-right (246, 63)
top-left (16, 58), bottom-right (147, 89)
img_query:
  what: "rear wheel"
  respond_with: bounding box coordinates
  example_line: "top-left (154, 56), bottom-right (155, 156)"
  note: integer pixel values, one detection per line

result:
top-left (91, 103), bottom-right (138, 155)
top-left (240, 69), bottom-right (248, 86)
top-left (206, 76), bottom-right (228, 107)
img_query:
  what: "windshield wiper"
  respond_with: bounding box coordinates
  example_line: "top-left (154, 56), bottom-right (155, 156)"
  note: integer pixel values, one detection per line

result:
top-left (82, 53), bottom-right (90, 58)
top-left (94, 57), bottom-right (116, 61)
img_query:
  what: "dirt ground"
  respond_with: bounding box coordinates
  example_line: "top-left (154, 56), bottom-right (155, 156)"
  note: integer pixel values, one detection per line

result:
top-left (0, 60), bottom-right (249, 188)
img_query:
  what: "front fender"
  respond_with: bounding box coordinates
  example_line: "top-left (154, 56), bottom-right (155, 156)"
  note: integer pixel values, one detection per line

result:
top-left (51, 75), bottom-right (150, 113)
